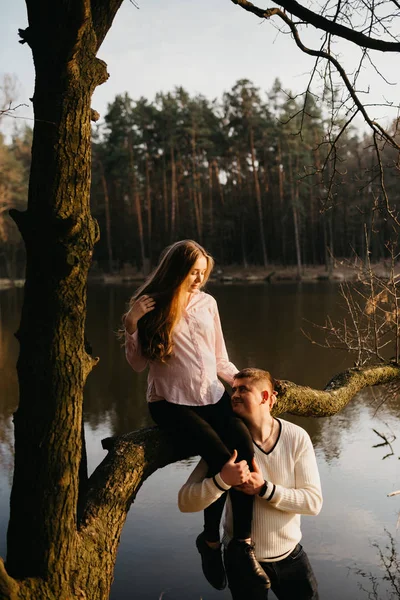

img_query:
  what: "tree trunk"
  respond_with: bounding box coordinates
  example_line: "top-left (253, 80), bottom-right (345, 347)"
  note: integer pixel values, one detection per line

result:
top-left (289, 153), bottom-right (302, 278)
top-left (170, 144), bottom-right (177, 241)
top-left (309, 186), bottom-right (317, 265)
top-left (3, 0), bottom-right (121, 596)
top-left (208, 162), bottom-right (214, 239)
top-left (213, 159), bottom-right (225, 207)
top-left (191, 126), bottom-right (202, 242)
top-left (98, 159), bottom-right (113, 273)
top-left (8, 38), bottom-right (101, 580)
top-left (323, 160), bottom-right (334, 275)
top-left (134, 191), bottom-right (146, 272)
top-left (128, 140), bottom-right (146, 272)
top-left (163, 155), bottom-right (169, 236)
top-left (277, 141), bottom-right (286, 264)
top-left (249, 126), bottom-right (268, 267)
top-left (145, 151), bottom-right (152, 260)
top-left (236, 155), bottom-right (248, 268)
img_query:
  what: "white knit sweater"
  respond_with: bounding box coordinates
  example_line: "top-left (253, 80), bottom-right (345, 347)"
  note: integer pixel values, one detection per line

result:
top-left (178, 418), bottom-right (322, 562)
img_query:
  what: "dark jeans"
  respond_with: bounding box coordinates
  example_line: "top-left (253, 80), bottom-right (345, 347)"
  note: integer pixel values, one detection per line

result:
top-left (149, 391), bottom-right (255, 542)
top-left (227, 544), bottom-right (319, 600)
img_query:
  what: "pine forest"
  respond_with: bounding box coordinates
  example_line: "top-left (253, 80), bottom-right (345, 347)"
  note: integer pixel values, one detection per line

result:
top-left (1, 78), bottom-right (399, 278)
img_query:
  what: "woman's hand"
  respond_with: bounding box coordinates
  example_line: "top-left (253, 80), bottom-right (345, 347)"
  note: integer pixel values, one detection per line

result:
top-left (124, 295), bottom-right (156, 334)
top-left (234, 458), bottom-right (264, 495)
top-left (220, 450), bottom-right (251, 487)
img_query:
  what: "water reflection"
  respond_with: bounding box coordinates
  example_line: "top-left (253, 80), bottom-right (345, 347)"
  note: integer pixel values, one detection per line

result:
top-left (352, 529), bottom-right (400, 600)
top-left (0, 283), bottom-right (399, 599)
top-left (0, 288), bottom-right (21, 419)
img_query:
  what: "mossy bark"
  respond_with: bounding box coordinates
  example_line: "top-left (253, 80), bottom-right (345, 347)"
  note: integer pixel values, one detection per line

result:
top-left (273, 364), bottom-right (400, 417)
top-left (2, 1), bottom-right (121, 598)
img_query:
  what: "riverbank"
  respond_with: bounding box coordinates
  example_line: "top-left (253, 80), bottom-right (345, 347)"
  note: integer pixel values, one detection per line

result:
top-left (93, 261), bottom-right (395, 285)
top-left (0, 279), bottom-right (25, 290)
top-left (1, 262), bottom-right (395, 290)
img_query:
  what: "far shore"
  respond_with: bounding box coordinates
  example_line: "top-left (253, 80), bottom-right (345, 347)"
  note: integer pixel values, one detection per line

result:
top-left (1, 262), bottom-right (397, 291)
top-left (93, 261), bottom-right (397, 285)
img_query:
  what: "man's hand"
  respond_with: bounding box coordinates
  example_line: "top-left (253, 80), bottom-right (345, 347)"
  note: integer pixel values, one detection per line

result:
top-left (220, 450), bottom-right (251, 487)
top-left (235, 458), bottom-right (264, 495)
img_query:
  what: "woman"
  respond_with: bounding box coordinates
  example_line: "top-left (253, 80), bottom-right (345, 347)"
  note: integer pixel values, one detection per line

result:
top-left (123, 240), bottom-right (270, 592)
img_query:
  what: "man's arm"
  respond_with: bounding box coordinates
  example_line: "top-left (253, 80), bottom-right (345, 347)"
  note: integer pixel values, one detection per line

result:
top-left (178, 459), bottom-right (231, 513)
top-left (178, 450), bottom-right (251, 513)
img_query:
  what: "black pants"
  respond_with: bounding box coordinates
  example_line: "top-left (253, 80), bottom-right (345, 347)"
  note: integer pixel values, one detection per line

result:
top-left (149, 391), bottom-right (255, 541)
top-left (227, 544), bottom-right (319, 600)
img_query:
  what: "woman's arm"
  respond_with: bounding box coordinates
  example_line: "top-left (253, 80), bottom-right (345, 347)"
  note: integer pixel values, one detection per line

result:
top-left (125, 330), bottom-right (148, 372)
top-left (212, 300), bottom-right (238, 385)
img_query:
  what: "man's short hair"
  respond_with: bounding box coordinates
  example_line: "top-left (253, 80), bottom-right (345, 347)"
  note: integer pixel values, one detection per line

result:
top-left (234, 367), bottom-right (276, 390)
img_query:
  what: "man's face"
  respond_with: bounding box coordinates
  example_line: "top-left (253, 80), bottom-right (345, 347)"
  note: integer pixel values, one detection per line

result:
top-left (231, 377), bottom-right (271, 418)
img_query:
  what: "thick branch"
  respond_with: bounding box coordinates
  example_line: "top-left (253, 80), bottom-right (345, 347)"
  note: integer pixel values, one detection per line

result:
top-left (274, 363), bottom-right (400, 416)
top-left (230, 0), bottom-right (400, 52)
top-left (91, 0), bottom-right (125, 51)
top-left (81, 428), bottom-right (196, 527)
top-left (0, 559), bottom-right (19, 600)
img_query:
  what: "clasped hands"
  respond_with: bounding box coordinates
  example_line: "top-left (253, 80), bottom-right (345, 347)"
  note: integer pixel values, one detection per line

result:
top-left (220, 450), bottom-right (264, 495)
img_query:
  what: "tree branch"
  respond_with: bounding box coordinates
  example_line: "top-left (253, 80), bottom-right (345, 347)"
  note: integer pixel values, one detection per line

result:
top-left (372, 132), bottom-right (400, 226)
top-left (230, 0), bottom-right (400, 52)
top-left (274, 364), bottom-right (400, 416)
top-left (77, 427), bottom-right (197, 555)
top-left (253, 6), bottom-right (400, 152)
top-left (80, 427), bottom-right (196, 525)
top-left (91, 0), bottom-right (125, 51)
top-left (0, 559), bottom-right (19, 600)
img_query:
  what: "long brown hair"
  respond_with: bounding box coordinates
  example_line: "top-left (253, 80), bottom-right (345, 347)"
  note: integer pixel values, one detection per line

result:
top-left (125, 240), bottom-right (214, 362)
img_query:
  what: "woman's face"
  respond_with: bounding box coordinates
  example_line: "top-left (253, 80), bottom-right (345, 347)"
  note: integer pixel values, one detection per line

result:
top-left (184, 256), bottom-right (208, 293)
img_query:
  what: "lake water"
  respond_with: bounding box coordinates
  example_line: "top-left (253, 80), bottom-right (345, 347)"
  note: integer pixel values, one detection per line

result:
top-left (0, 282), bottom-right (399, 600)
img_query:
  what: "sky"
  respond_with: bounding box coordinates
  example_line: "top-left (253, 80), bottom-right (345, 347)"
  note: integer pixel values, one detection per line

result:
top-left (1, 0), bottom-right (399, 136)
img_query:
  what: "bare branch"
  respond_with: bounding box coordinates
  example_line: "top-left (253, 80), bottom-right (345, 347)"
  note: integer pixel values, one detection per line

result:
top-left (372, 132), bottom-right (400, 226)
top-left (274, 9), bottom-right (400, 151)
top-left (230, 0), bottom-right (400, 52)
top-left (0, 103), bottom-right (29, 121)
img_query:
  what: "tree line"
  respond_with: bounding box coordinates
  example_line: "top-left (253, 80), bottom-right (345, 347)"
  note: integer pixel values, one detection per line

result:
top-left (1, 78), bottom-right (399, 278)
top-left (91, 78), bottom-right (399, 273)
top-left (0, 127), bottom-right (31, 279)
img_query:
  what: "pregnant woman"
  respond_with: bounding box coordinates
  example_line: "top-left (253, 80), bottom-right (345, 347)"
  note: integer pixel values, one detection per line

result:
top-left (123, 240), bottom-right (270, 592)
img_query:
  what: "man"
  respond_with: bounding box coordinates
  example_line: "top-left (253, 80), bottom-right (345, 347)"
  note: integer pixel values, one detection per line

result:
top-left (178, 368), bottom-right (322, 599)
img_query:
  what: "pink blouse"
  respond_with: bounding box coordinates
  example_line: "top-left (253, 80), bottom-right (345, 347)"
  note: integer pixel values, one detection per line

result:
top-left (125, 291), bottom-right (238, 406)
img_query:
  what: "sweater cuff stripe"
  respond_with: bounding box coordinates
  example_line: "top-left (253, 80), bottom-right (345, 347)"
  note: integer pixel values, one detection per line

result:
top-left (266, 484), bottom-right (276, 501)
top-left (213, 476), bottom-right (228, 492)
